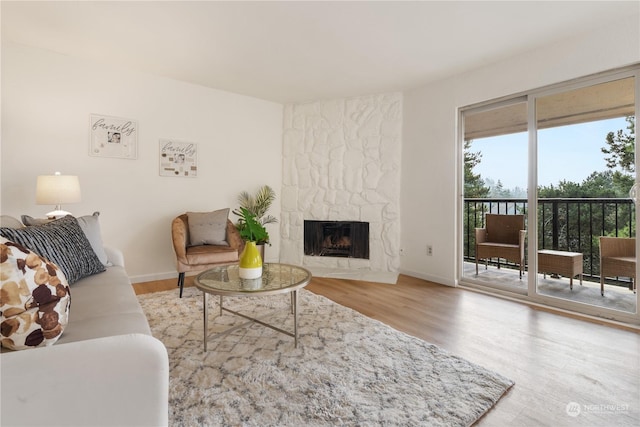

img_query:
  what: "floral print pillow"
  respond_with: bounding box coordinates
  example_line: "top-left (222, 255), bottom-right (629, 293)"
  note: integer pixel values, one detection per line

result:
top-left (1, 237), bottom-right (71, 350)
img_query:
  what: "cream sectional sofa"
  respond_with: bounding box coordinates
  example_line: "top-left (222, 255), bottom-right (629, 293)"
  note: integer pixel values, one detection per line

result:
top-left (0, 216), bottom-right (169, 426)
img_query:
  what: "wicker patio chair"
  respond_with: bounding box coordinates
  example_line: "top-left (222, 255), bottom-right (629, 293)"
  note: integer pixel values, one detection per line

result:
top-left (599, 236), bottom-right (636, 296)
top-left (475, 214), bottom-right (526, 278)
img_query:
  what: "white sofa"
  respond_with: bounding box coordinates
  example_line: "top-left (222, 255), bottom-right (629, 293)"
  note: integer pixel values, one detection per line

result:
top-left (1, 235), bottom-right (169, 426)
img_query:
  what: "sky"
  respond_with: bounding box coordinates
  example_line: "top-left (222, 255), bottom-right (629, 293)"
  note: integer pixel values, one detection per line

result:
top-left (468, 117), bottom-right (630, 190)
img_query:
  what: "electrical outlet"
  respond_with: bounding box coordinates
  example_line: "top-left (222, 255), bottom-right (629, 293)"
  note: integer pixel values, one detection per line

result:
top-left (427, 245), bottom-right (433, 256)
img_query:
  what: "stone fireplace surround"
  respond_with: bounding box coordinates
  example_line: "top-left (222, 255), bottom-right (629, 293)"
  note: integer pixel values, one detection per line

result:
top-left (280, 93), bottom-right (401, 283)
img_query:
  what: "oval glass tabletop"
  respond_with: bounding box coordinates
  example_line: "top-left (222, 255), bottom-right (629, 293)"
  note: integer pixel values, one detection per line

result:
top-left (195, 263), bottom-right (311, 296)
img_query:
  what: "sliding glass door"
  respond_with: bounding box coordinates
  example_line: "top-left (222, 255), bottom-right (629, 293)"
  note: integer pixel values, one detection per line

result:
top-left (460, 67), bottom-right (639, 324)
top-left (534, 76), bottom-right (636, 316)
top-left (461, 98), bottom-right (528, 294)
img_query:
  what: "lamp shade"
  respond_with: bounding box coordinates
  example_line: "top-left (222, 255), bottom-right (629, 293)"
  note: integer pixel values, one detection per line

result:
top-left (36, 174), bottom-right (81, 205)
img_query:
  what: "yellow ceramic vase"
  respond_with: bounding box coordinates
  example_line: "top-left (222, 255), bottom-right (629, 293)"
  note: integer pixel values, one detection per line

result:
top-left (239, 241), bottom-right (263, 279)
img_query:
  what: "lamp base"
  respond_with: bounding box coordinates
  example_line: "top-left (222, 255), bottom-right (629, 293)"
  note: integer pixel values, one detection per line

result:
top-left (45, 209), bottom-right (73, 219)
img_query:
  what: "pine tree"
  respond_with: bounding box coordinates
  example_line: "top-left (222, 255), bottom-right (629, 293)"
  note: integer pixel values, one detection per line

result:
top-left (464, 140), bottom-right (490, 198)
top-left (463, 140), bottom-right (490, 260)
top-left (601, 116), bottom-right (635, 173)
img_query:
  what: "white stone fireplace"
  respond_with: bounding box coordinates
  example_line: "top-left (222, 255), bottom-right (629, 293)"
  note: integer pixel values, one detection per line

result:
top-left (280, 92), bottom-right (401, 280)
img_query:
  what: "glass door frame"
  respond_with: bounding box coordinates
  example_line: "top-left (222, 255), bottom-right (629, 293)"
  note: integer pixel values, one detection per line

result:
top-left (458, 95), bottom-right (528, 297)
top-left (457, 66), bottom-right (640, 326)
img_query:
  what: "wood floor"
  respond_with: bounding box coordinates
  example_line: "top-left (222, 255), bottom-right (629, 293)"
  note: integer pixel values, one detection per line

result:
top-left (134, 274), bottom-right (640, 426)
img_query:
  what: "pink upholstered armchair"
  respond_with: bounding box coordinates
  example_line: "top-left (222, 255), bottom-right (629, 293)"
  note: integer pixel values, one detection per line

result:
top-left (171, 214), bottom-right (244, 297)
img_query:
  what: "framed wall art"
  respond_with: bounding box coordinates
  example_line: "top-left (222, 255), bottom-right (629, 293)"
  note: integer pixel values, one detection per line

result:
top-left (159, 139), bottom-right (198, 177)
top-left (89, 114), bottom-right (138, 159)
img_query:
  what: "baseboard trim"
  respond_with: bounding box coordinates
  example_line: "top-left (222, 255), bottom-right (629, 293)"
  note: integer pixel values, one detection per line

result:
top-left (130, 271), bottom-right (179, 284)
top-left (398, 268), bottom-right (455, 287)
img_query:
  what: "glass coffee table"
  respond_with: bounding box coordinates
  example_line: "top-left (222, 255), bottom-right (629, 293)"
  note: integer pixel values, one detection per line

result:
top-left (194, 263), bottom-right (312, 350)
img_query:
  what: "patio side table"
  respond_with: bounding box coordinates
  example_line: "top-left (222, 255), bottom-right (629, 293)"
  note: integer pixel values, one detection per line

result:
top-left (538, 250), bottom-right (583, 290)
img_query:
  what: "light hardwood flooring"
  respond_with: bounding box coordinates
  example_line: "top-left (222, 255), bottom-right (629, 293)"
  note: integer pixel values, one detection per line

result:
top-left (134, 274), bottom-right (640, 426)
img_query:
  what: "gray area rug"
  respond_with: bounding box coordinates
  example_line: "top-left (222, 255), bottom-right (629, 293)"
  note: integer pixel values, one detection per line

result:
top-left (138, 287), bottom-right (514, 426)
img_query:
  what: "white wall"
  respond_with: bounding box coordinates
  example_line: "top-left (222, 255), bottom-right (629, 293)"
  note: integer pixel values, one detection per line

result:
top-left (1, 41), bottom-right (283, 282)
top-left (400, 13), bottom-right (640, 286)
top-left (4, 11), bottom-right (638, 287)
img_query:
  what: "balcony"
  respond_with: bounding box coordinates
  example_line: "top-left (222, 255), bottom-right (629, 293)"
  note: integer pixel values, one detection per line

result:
top-left (463, 197), bottom-right (637, 313)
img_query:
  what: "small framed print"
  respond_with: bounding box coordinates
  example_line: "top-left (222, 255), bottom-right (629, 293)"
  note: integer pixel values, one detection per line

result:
top-left (89, 114), bottom-right (138, 159)
top-left (159, 139), bottom-right (198, 177)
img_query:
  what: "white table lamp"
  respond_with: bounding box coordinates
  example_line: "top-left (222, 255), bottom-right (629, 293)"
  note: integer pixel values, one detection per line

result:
top-left (36, 172), bottom-right (81, 218)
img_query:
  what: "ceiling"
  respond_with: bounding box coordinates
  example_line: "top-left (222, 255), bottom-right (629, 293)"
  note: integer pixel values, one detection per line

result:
top-left (2, 1), bottom-right (638, 104)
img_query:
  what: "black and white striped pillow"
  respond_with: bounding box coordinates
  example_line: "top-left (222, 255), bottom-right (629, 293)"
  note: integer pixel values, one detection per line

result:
top-left (0, 215), bottom-right (105, 284)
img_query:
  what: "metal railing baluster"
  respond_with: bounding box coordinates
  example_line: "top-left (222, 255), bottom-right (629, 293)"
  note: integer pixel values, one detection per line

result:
top-left (463, 197), bottom-right (634, 287)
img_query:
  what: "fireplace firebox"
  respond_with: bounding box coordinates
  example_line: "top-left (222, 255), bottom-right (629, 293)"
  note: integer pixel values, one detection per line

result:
top-left (304, 220), bottom-right (369, 259)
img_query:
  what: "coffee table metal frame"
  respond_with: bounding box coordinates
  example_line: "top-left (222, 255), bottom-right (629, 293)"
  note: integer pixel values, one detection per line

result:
top-left (194, 263), bottom-right (311, 351)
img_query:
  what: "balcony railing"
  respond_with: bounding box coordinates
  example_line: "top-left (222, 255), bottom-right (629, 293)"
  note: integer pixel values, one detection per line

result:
top-left (464, 198), bottom-right (635, 285)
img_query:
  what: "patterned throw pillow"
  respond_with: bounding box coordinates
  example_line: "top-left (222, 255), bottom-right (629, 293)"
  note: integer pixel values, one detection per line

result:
top-left (0, 237), bottom-right (71, 350)
top-left (0, 215), bottom-right (105, 284)
top-left (21, 212), bottom-right (109, 265)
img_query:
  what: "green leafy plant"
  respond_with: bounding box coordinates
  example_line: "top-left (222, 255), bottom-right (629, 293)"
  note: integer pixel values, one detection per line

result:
top-left (233, 185), bottom-right (277, 244)
top-left (235, 207), bottom-right (270, 243)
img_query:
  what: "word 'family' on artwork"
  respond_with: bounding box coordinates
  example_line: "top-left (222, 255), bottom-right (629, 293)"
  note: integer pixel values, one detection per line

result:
top-left (92, 118), bottom-right (136, 137)
top-left (161, 141), bottom-right (197, 157)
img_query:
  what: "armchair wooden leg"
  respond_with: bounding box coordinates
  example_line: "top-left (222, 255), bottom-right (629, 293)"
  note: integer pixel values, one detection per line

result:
top-left (600, 275), bottom-right (604, 296)
top-left (178, 272), bottom-right (185, 298)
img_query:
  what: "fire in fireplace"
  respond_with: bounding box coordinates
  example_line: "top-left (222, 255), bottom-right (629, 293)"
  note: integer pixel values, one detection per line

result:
top-left (304, 220), bottom-right (369, 259)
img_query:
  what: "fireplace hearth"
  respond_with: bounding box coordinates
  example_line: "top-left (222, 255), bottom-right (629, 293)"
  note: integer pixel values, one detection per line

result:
top-left (304, 220), bottom-right (369, 259)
